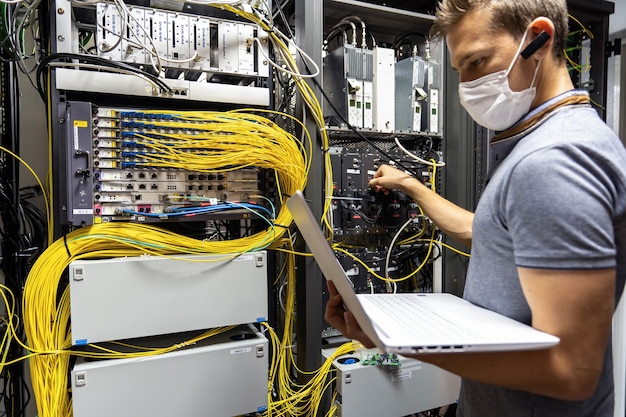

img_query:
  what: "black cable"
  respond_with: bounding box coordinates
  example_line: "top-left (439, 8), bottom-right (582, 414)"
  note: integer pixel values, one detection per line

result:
top-left (339, 200), bottom-right (378, 225)
top-left (0, 3), bottom-right (21, 61)
top-left (63, 229), bottom-right (72, 258)
top-left (36, 53), bottom-right (174, 102)
top-left (323, 26), bottom-right (348, 49)
top-left (314, 76), bottom-right (422, 175)
top-left (0, 176), bottom-right (31, 417)
top-left (392, 32), bottom-right (427, 50)
top-left (20, 199), bottom-right (47, 264)
top-left (0, 180), bottom-right (46, 417)
top-left (272, 4), bottom-right (420, 176)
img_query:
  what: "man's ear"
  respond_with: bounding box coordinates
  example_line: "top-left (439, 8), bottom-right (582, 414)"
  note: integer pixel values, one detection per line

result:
top-left (524, 17), bottom-right (555, 60)
top-left (521, 31), bottom-right (550, 59)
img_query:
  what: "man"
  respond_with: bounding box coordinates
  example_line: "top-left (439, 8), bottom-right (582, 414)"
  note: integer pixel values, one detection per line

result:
top-left (324, 0), bottom-right (626, 416)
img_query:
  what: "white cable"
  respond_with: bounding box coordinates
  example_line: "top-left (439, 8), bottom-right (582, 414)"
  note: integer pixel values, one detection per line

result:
top-left (257, 0), bottom-right (273, 25)
top-left (68, 0), bottom-right (102, 4)
top-left (360, 21), bottom-right (366, 49)
top-left (394, 137), bottom-right (446, 167)
top-left (47, 62), bottom-right (163, 92)
top-left (108, 0), bottom-right (236, 70)
top-left (272, 28), bottom-right (322, 78)
top-left (384, 217), bottom-right (414, 288)
top-left (96, 0), bottom-right (162, 73)
top-left (254, 37), bottom-right (319, 79)
top-left (116, 0), bottom-right (163, 73)
top-left (13, 0), bottom-right (42, 77)
top-left (278, 281), bottom-right (287, 312)
top-left (159, 52), bottom-right (200, 64)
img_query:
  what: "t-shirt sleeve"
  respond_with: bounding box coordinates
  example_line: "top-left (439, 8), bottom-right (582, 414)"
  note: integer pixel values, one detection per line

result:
top-left (503, 144), bottom-right (616, 269)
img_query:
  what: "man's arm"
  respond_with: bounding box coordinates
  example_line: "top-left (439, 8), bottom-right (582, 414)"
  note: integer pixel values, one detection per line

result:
top-left (369, 164), bottom-right (474, 247)
top-left (326, 268), bottom-right (616, 401)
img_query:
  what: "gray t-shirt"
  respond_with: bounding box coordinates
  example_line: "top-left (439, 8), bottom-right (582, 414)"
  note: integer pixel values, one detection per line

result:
top-left (458, 92), bottom-right (626, 417)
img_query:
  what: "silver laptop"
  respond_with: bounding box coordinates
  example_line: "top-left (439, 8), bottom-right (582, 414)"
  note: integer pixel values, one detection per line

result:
top-left (286, 190), bottom-right (559, 354)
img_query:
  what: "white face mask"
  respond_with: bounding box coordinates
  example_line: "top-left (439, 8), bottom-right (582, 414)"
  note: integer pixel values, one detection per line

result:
top-left (458, 30), bottom-right (542, 131)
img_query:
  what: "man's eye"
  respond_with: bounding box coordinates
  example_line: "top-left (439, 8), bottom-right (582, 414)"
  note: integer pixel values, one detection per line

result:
top-left (471, 58), bottom-right (483, 66)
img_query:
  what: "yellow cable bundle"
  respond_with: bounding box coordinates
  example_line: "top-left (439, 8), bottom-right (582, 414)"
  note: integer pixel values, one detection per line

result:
top-left (23, 227), bottom-right (350, 417)
top-left (24, 107), bottom-right (311, 417)
top-left (215, 3), bottom-right (335, 227)
top-left (261, 249), bottom-right (359, 416)
top-left (26, 3), bottom-right (349, 414)
top-left (23, 224), bottom-right (275, 417)
top-left (132, 109), bottom-right (312, 200)
top-left (119, 108), bottom-right (312, 239)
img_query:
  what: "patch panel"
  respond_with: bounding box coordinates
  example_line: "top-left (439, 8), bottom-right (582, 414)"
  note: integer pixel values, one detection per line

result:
top-left (62, 102), bottom-right (268, 225)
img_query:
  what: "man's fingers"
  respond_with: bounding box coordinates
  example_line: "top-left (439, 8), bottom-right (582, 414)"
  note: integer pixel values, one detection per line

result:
top-left (326, 280), bottom-right (338, 295)
top-left (344, 311), bottom-right (362, 336)
top-left (344, 312), bottom-right (375, 348)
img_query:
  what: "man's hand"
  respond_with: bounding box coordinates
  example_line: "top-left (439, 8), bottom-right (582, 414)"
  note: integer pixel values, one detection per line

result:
top-left (370, 163), bottom-right (474, 246)
top-left (324, 281), bottom-right (375, 348)
top-left (369, 164), bottom-right (413, 194)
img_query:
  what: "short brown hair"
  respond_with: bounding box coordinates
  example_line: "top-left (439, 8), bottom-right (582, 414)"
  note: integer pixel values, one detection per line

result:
top-left (430, 0), bottom-right (569, 61)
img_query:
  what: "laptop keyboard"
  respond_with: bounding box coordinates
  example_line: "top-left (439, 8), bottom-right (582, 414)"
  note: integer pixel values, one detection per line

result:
top-left (361, 294), bottom-right (475, 340)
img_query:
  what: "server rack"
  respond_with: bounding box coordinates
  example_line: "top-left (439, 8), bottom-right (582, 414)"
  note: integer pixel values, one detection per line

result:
top-left (294, 2), bottom-right (466, 414)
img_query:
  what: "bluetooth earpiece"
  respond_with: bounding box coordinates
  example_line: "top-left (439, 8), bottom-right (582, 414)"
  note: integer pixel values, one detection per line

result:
top-left (520, 30), bottom-right (550, 59)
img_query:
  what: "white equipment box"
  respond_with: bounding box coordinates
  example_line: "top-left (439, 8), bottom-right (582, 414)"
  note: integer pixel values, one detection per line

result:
top-left (395, 55), bottom-right (426, 133)
top-left (372, 46), bottom-right (396, 132)
top-left (323, 347), bottom-right (460, 417)
top-left (69, 252), bottom-right (268, 345)
top-left (71, 324), bottom-right (268, 417)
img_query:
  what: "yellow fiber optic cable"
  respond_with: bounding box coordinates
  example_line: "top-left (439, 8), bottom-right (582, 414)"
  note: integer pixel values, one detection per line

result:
top-left (213, 3), bottom-right (334, 226)
top-left (24, 108), bottom-right (310, 417)
top-left (257, 249), bottom-right (359, 417)
top-left (23, 2), bottom-right (376, 415)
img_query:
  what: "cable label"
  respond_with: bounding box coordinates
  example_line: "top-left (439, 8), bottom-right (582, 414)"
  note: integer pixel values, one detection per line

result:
top-left (73, 120), bottom-right (87, 150)
top-left (230, 347), bottom-right (252, 355)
